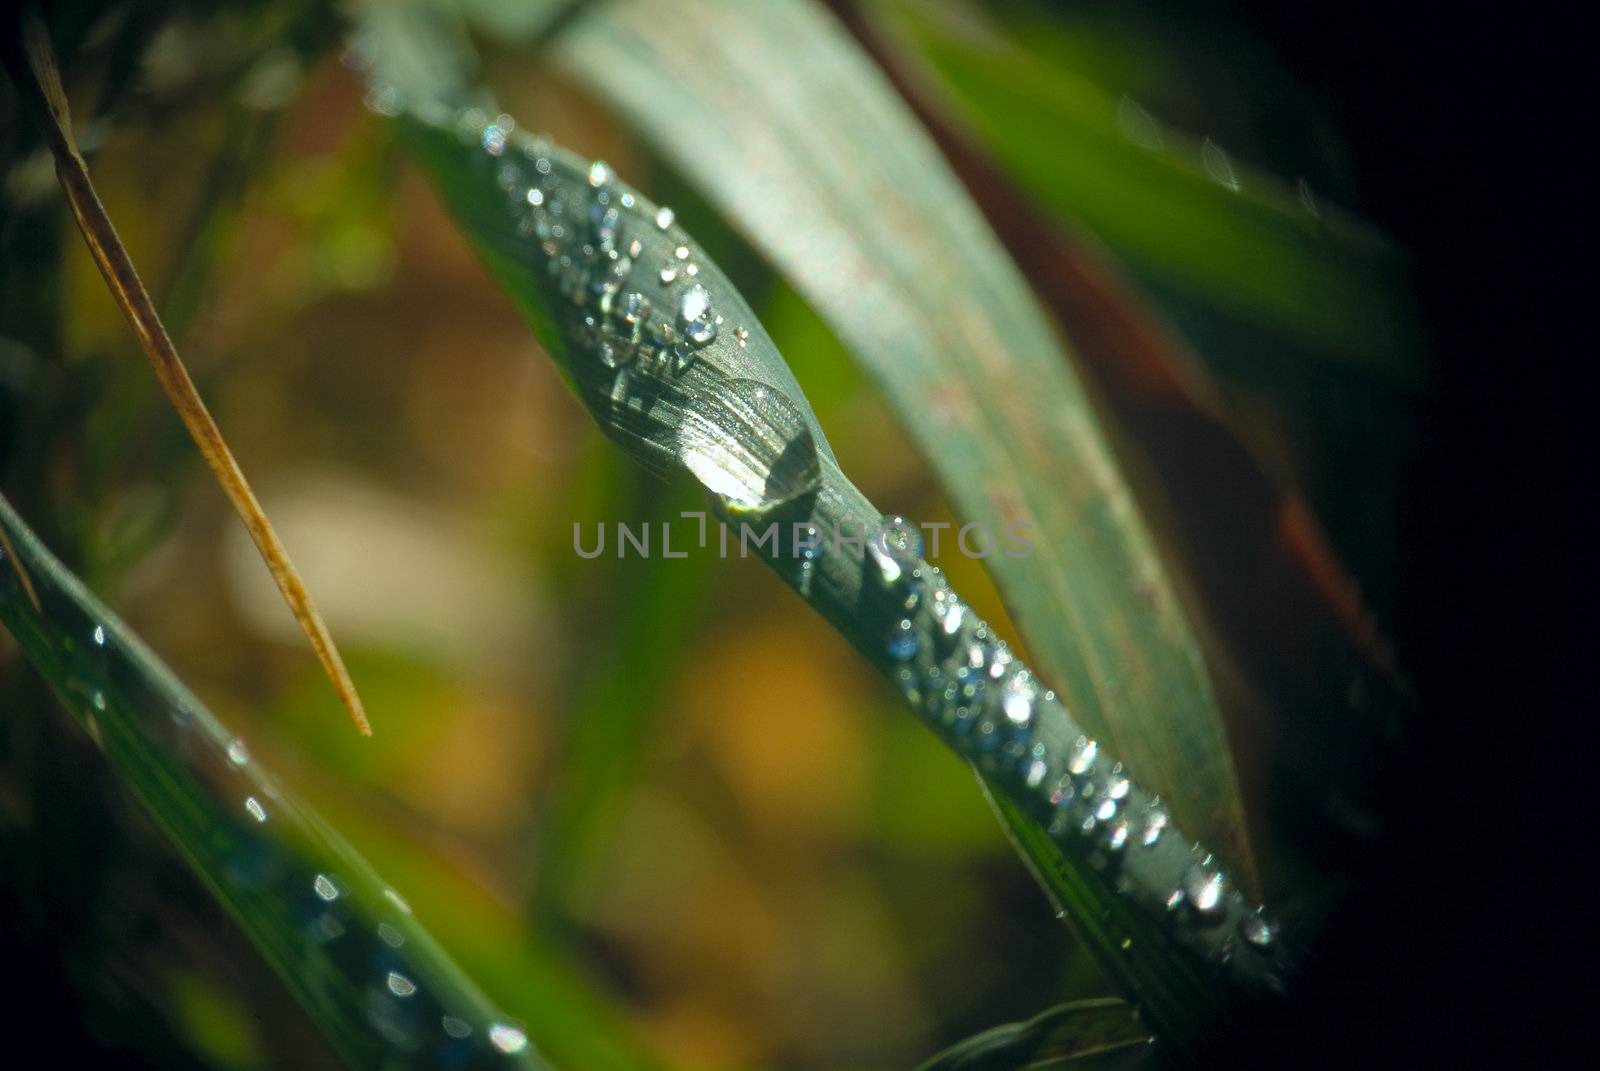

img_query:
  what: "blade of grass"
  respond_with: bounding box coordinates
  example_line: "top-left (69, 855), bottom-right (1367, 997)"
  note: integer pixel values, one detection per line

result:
top-left (0, 493), bottom-right (546, 1069)
top-left (864, 0), bottom-right (1422, 378)
top-left (2, 8), bottom-right (371, 736)
top-left (510, 0), bottom-right (1257, 892)
top-left (358, 8), bottom-right (1291, 1047)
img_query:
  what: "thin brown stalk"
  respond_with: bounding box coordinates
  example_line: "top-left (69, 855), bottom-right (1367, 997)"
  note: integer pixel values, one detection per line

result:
top-left (7, 10), bottom-right (371, 735)
top-left (0, 523), bottom-right (43, 613)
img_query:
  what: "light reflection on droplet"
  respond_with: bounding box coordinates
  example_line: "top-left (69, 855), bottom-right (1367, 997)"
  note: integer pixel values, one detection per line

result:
top-left (378, 922), bottom-right (405, 948)
top-left (1068, 736), bottom-right (1098, 775)
top-left (1117, 95), bottom-right (1164, 150)
top-left (1241, 911), bottom-right (1276, 948)
top-left (227, 739), bottom-right (250, 766)
top-left (91, 624), bottom-right (106, 646)
top-left (313, 874), bottom-right (341, 902)
top-left (383, 888), bottom-right (413, 915)
top-left (1182, 860), bottom-right (1226, 915)
top-left (654, 206), bottom-right (675, 229)
top-left (387, 971), bottom-right (417, 998)
top-left (676, 379), bottom-right (821, 515)
top-left (1201, 137), bottom-right (1240, 191)
top-left (488, 1023), bottom-right (529, 1054)
top-left (245, 796), bottom-right (268, 823)
top-left (1142, 807), bottom-right (1168, 847)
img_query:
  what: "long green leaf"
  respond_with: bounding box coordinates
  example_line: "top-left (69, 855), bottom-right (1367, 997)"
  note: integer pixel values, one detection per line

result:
top-left (504, 0), bottom-right (1256, 890)
top-left (1, 493), bottom-right (548, 1070)
top-left (359, 4), bottom-right (1289, 1049)
top-left (864, 0), bottom-right (1421, 377)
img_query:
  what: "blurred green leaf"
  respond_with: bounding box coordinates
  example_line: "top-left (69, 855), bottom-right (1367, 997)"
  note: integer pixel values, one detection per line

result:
top-left (915, 995), bottom-right (1150, 1071)
top-left (866, 0), bottom-right (1421, 376)
top-left (1, 493), bottom-right (549, 1070)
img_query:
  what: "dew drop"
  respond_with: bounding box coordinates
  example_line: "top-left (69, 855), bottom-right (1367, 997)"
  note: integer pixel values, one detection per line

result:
top-left (1106, 820), bottom-right (1130, 850)
top-left (489, 1024), bottom-right (529, 1054)
top-left (227, 739), bottom-right (250, 766)
top-left (674, 245), bottom-right (690, 261)
top-left (441, 1016), bottom-right (472, 1039)
top-left (383, 888), bottom-right (413, 915)
top-left (91, 624), bottom-right (106, 646)
top-left (1067, 736), bottom-right (1099, 776)
top-left (1094, 797), bottom-right (1118, 822)
top-left (1201, 138), bottom-right (1240, 191)
top-left (1141, 807), bottom-right (1168, 847)
top-left (377, 923), bottom-right (405, 948)
top-left (868, 516), bottom-right (923, 585)
top-left (526, 187), bottom-right (544, 207)
top-left (886, 619), bottom-right (919, 661)
top-left (655, 206), bottom-right (675, 229)
top-left (621, 292), bottom-right (651, 325)
top-left (1182, 861), bottom-right (1226, 916)
top-left (1000, 673), bottom-right (1036, 729)
top-left (387, 971), bottom-right (417, 998)
top-left (1241, 911), bottom-right (1276, 949)
top-left (313, 874), bottom-right (341, 902)
top-left (1106, 770), bottom-right (1130, 800)
top-left (245, 796), bottom-right (268, 823)
top-left (658, 262), bottom-right (678, 284)
top-left (678, 284), bottom-right (711, 323)
top-left (587, 160), bottom-right (612, 187)
top-left (676, 379), bottom-right (822, 514)
top-left (1024, 755), bottom-right (1050, 789)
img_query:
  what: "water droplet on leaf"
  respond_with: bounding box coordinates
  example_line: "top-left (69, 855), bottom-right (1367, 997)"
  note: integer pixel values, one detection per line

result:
top-left (676, 379), bottom-right (821, 514)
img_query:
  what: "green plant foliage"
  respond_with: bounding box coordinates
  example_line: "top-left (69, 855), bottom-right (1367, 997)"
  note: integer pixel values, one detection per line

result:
top-left (866, 0), bottom-right (1421, 377)
top-left (359, 2), bottom-right (1290, 1051)
top-left (1, 494), bottom-right (548, 1070)
top-left (512, 0), bottom-right (1255, 893)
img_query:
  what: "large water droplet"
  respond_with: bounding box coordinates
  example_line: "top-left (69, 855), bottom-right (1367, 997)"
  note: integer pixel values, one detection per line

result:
top-left (676, 379), bottom-right (821, 514)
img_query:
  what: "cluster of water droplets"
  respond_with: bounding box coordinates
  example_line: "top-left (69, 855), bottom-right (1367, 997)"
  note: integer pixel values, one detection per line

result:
top-left (860, 515), bottom-right (1286, 990)
top-left (459, 112), bottom-right (740, 390)
top-left (1, 504), bottom-right (541, 1067)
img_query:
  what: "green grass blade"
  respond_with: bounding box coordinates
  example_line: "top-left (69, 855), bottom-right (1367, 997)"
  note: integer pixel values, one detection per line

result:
top-left (359, 7), bottom-right (1290, 1046)
top-left (1, 493), bottom-right (549, 1070)
top-left (865, 0), bottom-right (1422, 378)
top-left (522, 0), bottom-right (1254, 892)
